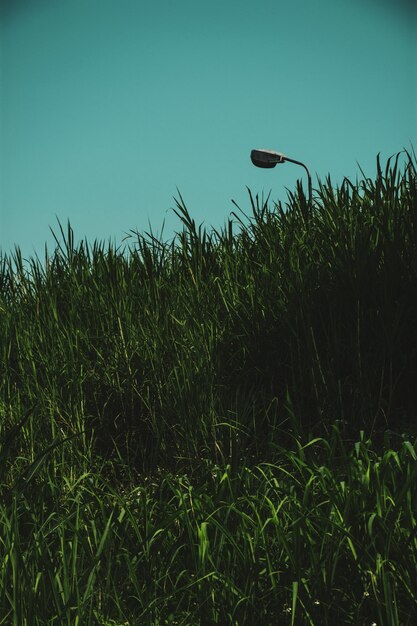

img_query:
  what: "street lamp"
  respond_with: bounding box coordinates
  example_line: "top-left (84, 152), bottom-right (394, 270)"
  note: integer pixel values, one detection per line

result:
top-left (250, 148), bottom-right (312, 218)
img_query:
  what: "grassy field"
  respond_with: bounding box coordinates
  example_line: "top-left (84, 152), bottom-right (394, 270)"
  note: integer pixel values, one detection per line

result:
top-left (1, 150), bottom-right (417, 624)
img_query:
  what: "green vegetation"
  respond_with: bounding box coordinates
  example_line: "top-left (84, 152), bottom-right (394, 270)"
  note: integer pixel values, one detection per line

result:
top-left (1, 150), bottom-right (417, 624)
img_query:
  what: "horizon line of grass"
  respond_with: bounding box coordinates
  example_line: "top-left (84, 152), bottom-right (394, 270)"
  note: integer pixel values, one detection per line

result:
top-left (1, 150), bottom-right (417, 468)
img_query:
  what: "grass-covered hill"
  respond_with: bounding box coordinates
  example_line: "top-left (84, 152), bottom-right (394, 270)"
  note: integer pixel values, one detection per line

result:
top-left (1, 151), bottom-right (417, 625)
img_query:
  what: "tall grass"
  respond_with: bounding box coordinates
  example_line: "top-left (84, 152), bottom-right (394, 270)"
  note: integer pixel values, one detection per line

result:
top-left (0, 149), bottom-right (417, 624)
top-left (1, 421), bottom-right (416, 624)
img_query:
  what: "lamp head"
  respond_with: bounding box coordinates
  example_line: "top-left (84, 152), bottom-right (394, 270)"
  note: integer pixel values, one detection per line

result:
top-left (250, 149), bottom-right (286, 168)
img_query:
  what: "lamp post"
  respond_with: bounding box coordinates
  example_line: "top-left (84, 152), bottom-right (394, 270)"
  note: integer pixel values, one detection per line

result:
top-left (250, 149), bottom-right (312, 219)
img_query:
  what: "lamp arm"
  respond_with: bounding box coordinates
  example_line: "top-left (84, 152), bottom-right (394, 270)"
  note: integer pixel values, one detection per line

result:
top-left (283, 156), bottom-right (312, 212)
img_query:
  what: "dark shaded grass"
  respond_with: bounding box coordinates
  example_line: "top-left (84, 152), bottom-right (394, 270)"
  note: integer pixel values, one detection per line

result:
top-left (2, 151), bottom-right (417, 471)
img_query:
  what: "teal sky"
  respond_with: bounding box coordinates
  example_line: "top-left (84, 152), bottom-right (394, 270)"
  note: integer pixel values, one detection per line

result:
top-left (1, 0), bottom-right (416, 261)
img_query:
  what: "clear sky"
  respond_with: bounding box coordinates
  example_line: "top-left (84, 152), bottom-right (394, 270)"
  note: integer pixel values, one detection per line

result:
top-left (1, 0), bottom-right (416, 261)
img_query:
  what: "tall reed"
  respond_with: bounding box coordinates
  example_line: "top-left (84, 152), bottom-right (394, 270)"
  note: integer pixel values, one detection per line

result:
top-left (1, 150), bottom-right (417, 623)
